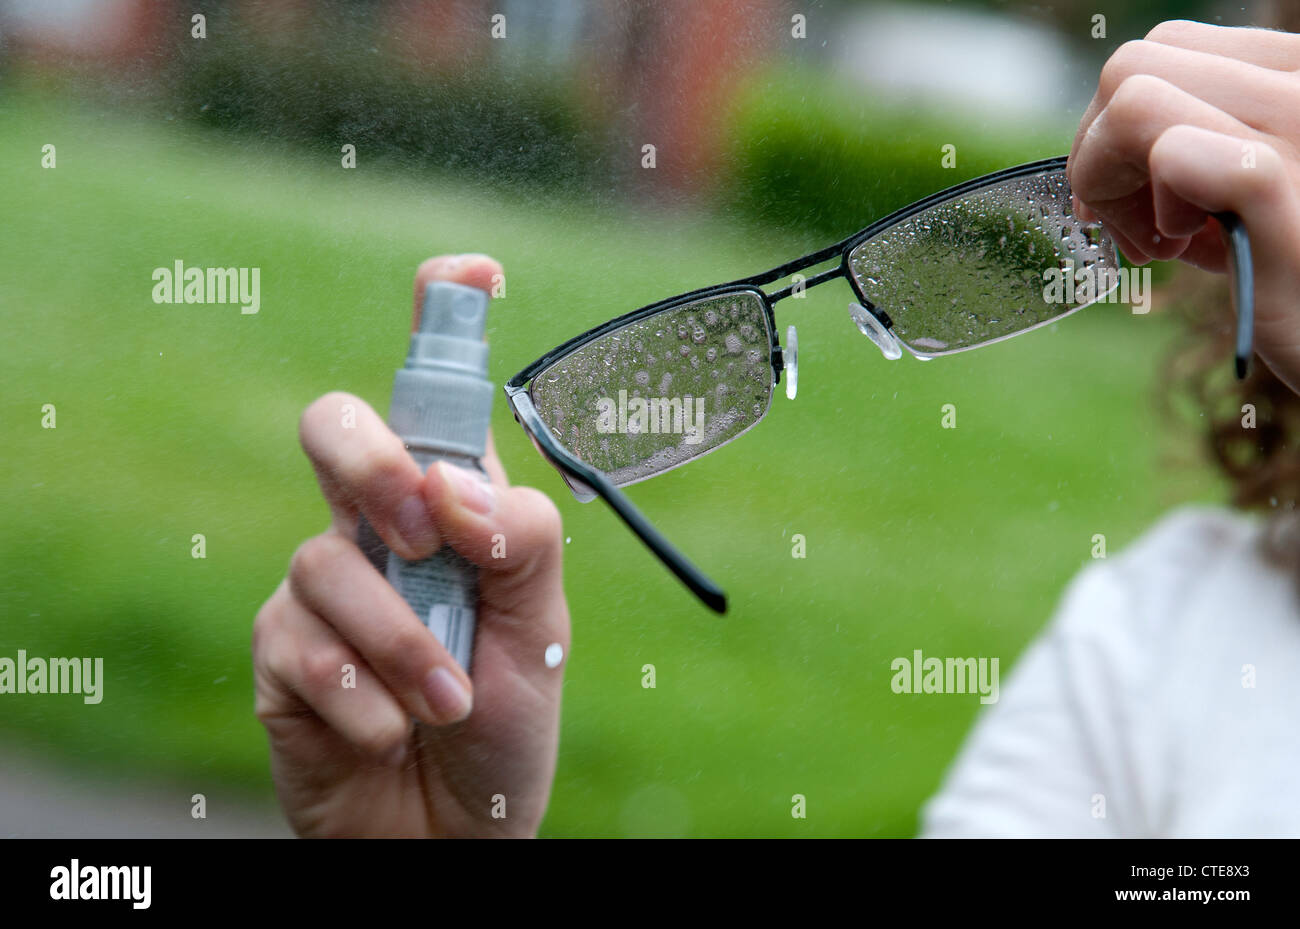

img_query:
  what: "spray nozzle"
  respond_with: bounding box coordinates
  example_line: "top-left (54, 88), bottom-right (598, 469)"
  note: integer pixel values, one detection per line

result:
top-left (407, 281), bottom-right (490, 375)
top-left (419, 280), bottom-right (487, 341)
top-left (389, 280), bottom-right (494, 458)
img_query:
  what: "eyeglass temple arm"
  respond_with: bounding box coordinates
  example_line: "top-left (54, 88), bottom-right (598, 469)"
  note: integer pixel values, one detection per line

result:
top-left (1213, 211), bottom-right (1254, 380)
top-left (509, 391), bottom-right (728, 614)
top-left (578, 460), bottom-right (729, 614)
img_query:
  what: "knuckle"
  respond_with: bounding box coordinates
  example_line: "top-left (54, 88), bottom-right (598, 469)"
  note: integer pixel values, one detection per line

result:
top-left (301, 643), bottom-right (353, 694)
top-left (254, 637), bottom-right (296, 706)
top-left (252, 579), bottom-right (294, 648)
top-left (375, 623), bottom-right (433, 673)
top-left (1150, 123), bottom-right (1194, 156)
top-left (1240, 141), bottom-right (1286, 194)
top-left (1110, 73), bottom-right (1164, 111)
top-left (1104, 75), bottom-right (1169, 134)
top-left (251, 598), bottom-right (278, 655)
top-left (1100, 40), bottom-right (1150, 94)
top-left (252, 689), bottom-right (280, 726)
top-left (1144, 19), bottom-right (1198, 44)
top-left (288, 532), bottom-right (348, 595)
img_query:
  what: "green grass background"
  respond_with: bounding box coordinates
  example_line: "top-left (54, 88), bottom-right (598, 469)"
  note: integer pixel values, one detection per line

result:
top-left (0, 88), bottom-right (1220, 836)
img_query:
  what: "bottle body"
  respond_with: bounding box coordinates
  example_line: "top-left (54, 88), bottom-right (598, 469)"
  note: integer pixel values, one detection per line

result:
top-left (376, 278), bottom-right (493, 675)
top-left (383, 448), bottom-right (483, 672)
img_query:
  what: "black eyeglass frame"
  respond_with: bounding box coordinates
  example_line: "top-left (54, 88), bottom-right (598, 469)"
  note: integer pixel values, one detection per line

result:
top-left (504, 154), bottom-right (1255, 615)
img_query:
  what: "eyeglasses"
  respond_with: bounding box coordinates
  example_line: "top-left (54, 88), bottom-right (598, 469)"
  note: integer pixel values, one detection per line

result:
top-left (504, 155), bottom-right (1255, 613)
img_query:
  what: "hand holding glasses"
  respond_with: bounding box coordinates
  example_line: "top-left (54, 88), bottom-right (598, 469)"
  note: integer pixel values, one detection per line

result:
top-left (505, 155), bottom-right (1255, 613)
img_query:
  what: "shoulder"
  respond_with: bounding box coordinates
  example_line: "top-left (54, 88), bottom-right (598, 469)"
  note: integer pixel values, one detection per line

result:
top-left (1051, 504), bottom-right (1271, 645)
top-left (1113, 503), bottom-right (1259, 574)
top-left (922, 504), bottom-right (1297, 837)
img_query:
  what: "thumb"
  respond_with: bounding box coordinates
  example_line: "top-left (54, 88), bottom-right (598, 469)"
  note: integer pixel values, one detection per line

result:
top-left (420, 458), bottom-right (566, 615)
top-left (1150, 125), bottom-right (1300, 390)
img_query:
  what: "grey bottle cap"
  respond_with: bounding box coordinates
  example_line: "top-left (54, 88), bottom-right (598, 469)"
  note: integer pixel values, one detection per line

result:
top-left (388, 281), bottom-right (494, 458)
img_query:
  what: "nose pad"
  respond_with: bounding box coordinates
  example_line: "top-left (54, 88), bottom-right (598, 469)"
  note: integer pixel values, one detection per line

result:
top-left (784, 325), bottom-right (798, 400)
top-left (849, 302), bottom-right (902, 360)
top-left (560, 472), bottom-right (598, 503)
top-left (528, 433), bottom-right (598, 502)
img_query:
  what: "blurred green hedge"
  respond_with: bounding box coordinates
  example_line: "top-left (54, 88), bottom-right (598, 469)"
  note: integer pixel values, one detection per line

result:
top-left (171, 27), bottom-right (606, 192)
top-left (171, 23), bottom-right (1093, 243)
top-left (719, 67), bottom-right (1072, 240)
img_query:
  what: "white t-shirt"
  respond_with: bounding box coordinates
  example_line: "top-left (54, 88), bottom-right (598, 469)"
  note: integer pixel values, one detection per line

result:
top-left (920, 504), bottom-right (1300, 838)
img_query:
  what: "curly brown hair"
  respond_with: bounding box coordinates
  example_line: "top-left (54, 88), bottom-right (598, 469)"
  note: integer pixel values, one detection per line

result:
top-left (1162, 263), bottom-right (1300, 573)
top-left (1165, 269), bottom-right (1300, 511)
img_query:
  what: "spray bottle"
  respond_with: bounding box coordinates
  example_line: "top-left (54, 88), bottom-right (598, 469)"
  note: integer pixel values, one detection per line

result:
top-left (376, 280), bottom-right (494, 673)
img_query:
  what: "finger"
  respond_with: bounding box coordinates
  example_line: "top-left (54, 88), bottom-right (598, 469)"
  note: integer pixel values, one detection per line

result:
top-left (254, 583), bottom-right (412, 765)
top-left (1150, 127), bottom-right (1295, 259)
top-left (1070, 75), bottom-right (1262, 262)
top-left (1073, 74), bottom-right (1260, 203)
top-left (1150, 126), bottom-right (1300, 383)
top-left (1144, 20), bottom-right (1300, 71)
top-left (288, 532), bottom-right (474, 725)
top-left (1106, 220), bottom-right (1156, 267)
top-left (299, 392), bottom-right (437, 561)
top-left (1070, 39), bottom-right (1299, 165)
top-left (1175, 222), bottom-right (1230, 274)
top-left (420, 462), bottom-right (566, 616)
top-left (412, 253), bottom-right (504, 331)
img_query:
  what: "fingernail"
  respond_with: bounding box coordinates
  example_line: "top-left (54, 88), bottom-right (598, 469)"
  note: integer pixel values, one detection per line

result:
top-left (423, 667), bottom-right (472, 724)
top-left (393, 493), bottom-right (437, 557)
top-left (437, 461), bottom-right (495, 515)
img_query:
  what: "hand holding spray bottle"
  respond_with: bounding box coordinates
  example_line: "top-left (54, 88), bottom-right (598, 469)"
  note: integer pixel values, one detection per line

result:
top-left (378, 280), bottom-right (494, 673)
